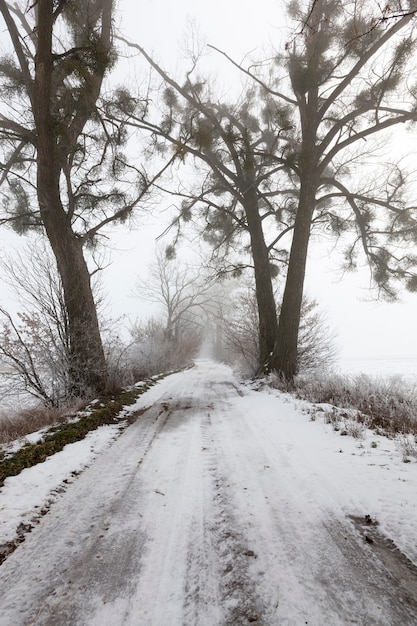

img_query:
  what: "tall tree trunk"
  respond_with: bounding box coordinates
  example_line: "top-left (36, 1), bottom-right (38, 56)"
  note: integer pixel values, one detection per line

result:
top-left (33, 0), bottom-right (107, 395)
top-left (42, 205), bottom-right (107, 394)
top-left (271, 174), bottom-right (317, 379)
top-left (243, 187), bottom-right (278, 370)
top-left (271, 8), bottom-right (322, 381)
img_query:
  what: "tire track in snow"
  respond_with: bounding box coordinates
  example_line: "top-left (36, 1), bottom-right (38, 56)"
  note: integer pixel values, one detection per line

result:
top-left (0, 399), bottom-right (177, 626)
top-left (131, 401), bottom-right (215, 626)
top-left (199, 409), bottom-right (267, 625)
top-left (212, 390), bottom-right (417, 625)
top-left (183, 379), bottom-right (275, 625)
top-left (113, 380), bottom-right (267, 626)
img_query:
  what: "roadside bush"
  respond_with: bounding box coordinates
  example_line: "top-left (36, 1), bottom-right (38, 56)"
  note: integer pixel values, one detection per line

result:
top-left (128, 317), bottom-right (200, 379)
top-left (219, 286), bottom-right (336, 376)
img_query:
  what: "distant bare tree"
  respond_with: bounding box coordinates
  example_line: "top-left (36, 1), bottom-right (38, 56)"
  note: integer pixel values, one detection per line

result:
top-left (134, 249), bottom-right (218, 343)
top-left (130, 250), bottom-right (220, 374)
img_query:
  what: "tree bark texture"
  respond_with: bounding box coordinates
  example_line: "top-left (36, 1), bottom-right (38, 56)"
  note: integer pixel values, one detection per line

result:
top-left (33, 0), bottom-right (107, 394)
top-left (242, 186), bottom-right (278, 370)
top-left (271, 176), bottom-right (317, 379)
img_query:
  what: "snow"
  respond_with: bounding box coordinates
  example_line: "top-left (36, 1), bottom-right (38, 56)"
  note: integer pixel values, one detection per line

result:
top-left (0, 423), bottom-right (125, 545)
top-left (241, 388), bottom-right (417, 562)
top-left (0, 360), bottom-right (416, 624)
top-left (337, 354), bottom-right (417, 381)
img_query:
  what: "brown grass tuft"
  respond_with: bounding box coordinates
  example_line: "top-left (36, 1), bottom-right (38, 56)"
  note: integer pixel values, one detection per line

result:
top-left (0, 400), bottom-right (88, 447)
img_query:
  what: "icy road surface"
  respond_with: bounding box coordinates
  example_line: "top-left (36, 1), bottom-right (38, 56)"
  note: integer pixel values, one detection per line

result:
top-left (1, 360), bottom-right (417, 625)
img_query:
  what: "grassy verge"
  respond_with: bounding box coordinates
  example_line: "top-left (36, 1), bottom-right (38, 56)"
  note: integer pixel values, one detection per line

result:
top-left (0, 404), bottom-right (85, 447)
top-left (268, 371), bottom-right (417, 437)
top-left (0, 376), bottom-right (163, 488)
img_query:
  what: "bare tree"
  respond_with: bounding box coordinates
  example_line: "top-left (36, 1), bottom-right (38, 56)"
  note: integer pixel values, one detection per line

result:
top-left (112, 40), bottom-right (296, 370)
top-left (134, 249), bottom-right (218, 342)
top-left (0, 239), bottom-right (135, 404)
top-left (0, 243), bottom-right (72, 405)
top-left (0, 1), bottom-right (172, 394)
top-left (130, 249), bottom-right (223, 375)
top-left (212, 0), bottom-right (417, 379)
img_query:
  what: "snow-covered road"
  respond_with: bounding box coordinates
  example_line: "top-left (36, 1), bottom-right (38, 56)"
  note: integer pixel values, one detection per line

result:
top-left (0, 360), bottom-right (416, 625)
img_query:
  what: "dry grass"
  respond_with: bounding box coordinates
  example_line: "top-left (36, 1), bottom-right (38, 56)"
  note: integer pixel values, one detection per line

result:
top-left (268, 371), bottom-right (417, 436)
top-left (0, 384), bottom-right (157, 487)
top-left (0, 401), bottom-right (88, 447)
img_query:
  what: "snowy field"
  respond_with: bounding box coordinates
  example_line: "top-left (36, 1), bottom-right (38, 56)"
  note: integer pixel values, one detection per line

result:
top-left (0, 360), bottom-right (416, 624)
top-left (337, 355), bottom-right (417, 380)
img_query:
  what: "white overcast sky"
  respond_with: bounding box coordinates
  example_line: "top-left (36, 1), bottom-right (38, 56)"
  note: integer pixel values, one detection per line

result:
top-left (1, 0), bottom-right (417, 365)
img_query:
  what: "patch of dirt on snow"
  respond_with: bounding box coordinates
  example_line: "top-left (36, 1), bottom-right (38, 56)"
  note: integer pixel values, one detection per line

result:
top-left (348, 514), bottom-right (417, 609)
top-left (0, 521), bottom-right (34, 565)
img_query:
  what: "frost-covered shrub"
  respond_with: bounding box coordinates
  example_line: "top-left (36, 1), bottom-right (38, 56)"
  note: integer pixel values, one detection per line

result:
top-left (128, 317), bottom-right (201, 378)
top-left (399, 434), bottom-right (417, 462)
top-left (219, 287), bottom-right (336, 376)
top-left (272, 371), bottom-right (417, 435)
